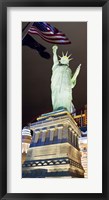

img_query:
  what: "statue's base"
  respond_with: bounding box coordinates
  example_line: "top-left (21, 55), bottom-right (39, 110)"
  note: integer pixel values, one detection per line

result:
top-left (22, 110), bottom-right (84, 178)
top-left (22, 143), bottom-right (84, 178)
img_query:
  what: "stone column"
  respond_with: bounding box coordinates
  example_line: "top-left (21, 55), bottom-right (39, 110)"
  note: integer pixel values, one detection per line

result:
top-left (41, 129), bottom-right (46, 144)
top-left (72, 129), bottom-right (75, 147)
top-left (74, 132), bottom-right (77, 148)
top-left (49, 127), bottom-right (55, 143)
top-left (74, 132), bottom-right (79, 149)
top-left (62, 124), bottom-right (68, 142)
top-left (57, 126), bottom-right (63, 142)
top-left (76, 135), bottom-right (79, 150)
top-left (68, 126), bottom-right (72, 144)
top-left (34, 130), bottom-right (40, 144)
top-left (53, 127), bottom-right (59, 143)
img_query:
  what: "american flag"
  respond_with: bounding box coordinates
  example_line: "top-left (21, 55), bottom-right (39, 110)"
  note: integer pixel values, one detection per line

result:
top-left (28, 22), bottom-right (71, 44)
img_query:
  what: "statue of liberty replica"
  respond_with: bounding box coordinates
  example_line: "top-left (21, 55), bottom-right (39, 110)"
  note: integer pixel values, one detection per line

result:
top-left (22, 45), bottom-right (84, 178)
top-left (51, 45), bottom-right (81, 113)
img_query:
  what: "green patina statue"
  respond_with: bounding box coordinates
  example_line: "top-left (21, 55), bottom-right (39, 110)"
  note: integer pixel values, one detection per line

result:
top-left (51, 45), bottom-right (81, 113)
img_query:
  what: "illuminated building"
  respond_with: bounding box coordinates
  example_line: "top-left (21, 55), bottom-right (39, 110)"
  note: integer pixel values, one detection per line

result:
top-left (78, 134), bottom-right (87, 178)
top-left (74, 105), bottom-right (87, 178)
top-left (22, 127), bottom-right (32, 164)
top-left (73, 105), bottom-right (87, 128)
top-left (22, 109), bottom-right (84, 178)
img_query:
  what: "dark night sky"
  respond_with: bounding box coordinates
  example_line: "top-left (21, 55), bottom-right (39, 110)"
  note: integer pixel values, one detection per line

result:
top-left (22, 22), bottom-right (87, 127)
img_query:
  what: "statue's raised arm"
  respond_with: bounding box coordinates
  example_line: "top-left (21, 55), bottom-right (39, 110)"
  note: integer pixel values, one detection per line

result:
top-left (71, 64), bottom-right (81, 89)
top-left (52, 45), bottom-right (59, 69)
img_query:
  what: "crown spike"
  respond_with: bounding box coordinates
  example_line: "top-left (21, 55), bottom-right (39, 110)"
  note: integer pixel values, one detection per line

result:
top-left (69, 58), bottom-right (73, 61)
top-left (66, 51), bottom-right (68, 56)
top-left (62, 52), bottom-right (64, 57)
top-left (58, 55), bottom-right (62, 59)
top-left (68, 54), bottom-right (72, 58)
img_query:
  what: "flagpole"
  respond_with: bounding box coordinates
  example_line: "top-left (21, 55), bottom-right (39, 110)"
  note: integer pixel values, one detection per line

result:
top-left (22, 22), bottom-right (34, 40)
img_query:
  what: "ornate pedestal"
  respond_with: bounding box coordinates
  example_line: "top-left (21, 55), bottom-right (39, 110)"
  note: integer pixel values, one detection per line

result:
top-left (22, 110), bottom-right (84, 178)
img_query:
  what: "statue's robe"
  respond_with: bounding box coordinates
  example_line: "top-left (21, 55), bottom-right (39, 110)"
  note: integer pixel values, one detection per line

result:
top-left (51, 64), bottom-right (75, 113)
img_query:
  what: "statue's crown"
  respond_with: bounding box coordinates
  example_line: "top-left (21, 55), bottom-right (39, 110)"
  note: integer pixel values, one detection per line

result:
top-left (59, 51), bottom-right (73, 63)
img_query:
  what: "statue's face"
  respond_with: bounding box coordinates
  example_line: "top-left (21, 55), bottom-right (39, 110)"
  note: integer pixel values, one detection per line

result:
top-left (60, 56), bottom-right (69, 65)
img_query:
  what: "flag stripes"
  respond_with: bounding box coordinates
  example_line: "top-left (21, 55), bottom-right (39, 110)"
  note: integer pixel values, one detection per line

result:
top-left (28, 22), bottom-right (71, 44)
